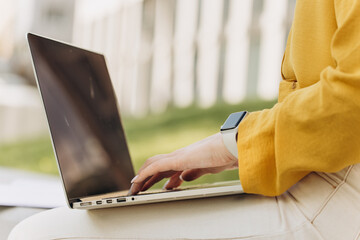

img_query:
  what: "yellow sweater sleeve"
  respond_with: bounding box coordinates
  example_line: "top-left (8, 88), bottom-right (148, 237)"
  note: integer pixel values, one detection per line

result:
top-left (237, 0), bottom-right (360, 196)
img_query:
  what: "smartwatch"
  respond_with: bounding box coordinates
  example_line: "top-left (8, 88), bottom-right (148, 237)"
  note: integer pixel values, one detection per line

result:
top-left (220, 111), bottom-right (248, 158)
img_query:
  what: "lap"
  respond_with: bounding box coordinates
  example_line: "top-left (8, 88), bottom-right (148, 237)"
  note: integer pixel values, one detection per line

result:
top-left (8, 194), bottom-right (320, 239)
top-left (8, 164), bottom-right (360, 240)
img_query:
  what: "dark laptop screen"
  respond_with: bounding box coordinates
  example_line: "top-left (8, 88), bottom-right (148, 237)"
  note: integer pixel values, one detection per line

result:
top-left (28, 34), bottom-right (134, 203)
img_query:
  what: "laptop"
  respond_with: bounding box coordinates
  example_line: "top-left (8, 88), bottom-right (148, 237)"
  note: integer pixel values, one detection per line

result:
top-left (27, 33), bottom-right (244, 210)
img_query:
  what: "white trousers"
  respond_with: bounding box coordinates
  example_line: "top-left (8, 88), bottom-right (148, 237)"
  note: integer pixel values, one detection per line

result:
top-left (8, 164), bottom-right (360, 240)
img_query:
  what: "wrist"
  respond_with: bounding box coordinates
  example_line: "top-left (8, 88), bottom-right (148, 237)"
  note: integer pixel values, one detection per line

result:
top-left (212, 133), bottom-right (238, 164)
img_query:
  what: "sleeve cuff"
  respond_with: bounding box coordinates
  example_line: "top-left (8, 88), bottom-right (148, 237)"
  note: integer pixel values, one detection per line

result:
top-left (236, 108), bottom-right (279, 196)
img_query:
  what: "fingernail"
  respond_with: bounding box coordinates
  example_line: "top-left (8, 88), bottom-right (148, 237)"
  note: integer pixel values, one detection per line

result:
top-left (131, 175), bottom-right (138, 183)
top-left (179, 175), bottom-right (184, 181)
top-left (128, 184), bottom-right (134, 196)
top-left (162, 179), bottom-right (170, 190)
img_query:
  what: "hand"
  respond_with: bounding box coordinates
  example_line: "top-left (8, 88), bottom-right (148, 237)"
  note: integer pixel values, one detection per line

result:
top-left (128, 133), bottom-right (238, 195)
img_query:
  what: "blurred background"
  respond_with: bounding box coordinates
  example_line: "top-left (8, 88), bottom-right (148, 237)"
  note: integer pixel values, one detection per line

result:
top-left (0, 0), bottom-right (295, 185)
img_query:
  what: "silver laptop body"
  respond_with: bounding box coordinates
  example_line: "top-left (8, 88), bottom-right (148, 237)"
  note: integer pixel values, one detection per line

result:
top-left (27, 33), bottom-right (243, 210)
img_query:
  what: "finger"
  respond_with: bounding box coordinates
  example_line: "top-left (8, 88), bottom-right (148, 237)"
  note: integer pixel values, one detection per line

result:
top-left (163, 172), bottom-right (183, 190)
top-left (134, 157), bottom-right (180, 184)
top-left (128, 182), bottom-right (142, 196)
top-left (141, 171), bottom-right (178, 192)
top-left (180, 166), bottom-right (228, 182)
top-left (138, 154), bottom-right (168, 173)
top-left (180, 169), bottom-right (207, 182)
top-left (141, 173), bottom-right (164, 192)
top-left (230, 161), bottom-right (238, 169)
top-left (128, 176), bottom-right (152, 195)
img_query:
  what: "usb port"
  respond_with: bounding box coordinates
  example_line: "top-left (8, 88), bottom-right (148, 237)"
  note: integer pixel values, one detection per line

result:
top-left (106, 199), bottom-right (113, 204)
top-left (96, 200), bottom-right (102, 205)
top-left (116, 197), bottom-right (126, 203)
top-left (80, 202), bottom-right (92, 207)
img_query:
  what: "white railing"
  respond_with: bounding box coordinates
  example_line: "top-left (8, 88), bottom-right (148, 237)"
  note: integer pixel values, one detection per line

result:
top-left (73, 0), bottom-right (296, 116)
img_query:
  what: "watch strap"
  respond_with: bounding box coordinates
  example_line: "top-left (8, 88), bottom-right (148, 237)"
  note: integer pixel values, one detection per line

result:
top-left (222, 128), bottom-right (239, 158)
top-left (220, 111), bottom-right (248, 158)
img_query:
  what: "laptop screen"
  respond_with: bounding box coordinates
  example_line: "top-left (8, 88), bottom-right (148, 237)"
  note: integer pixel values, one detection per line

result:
top-left (28, 34), bottom-right (134, 203)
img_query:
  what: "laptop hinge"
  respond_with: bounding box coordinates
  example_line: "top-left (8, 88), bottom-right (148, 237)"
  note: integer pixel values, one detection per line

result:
top-left (69, 198), bottom-right (81, 207)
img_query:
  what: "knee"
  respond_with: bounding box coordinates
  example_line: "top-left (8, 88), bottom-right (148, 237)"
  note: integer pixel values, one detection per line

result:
top-left (8, 209), bottom-right (51, 240)
top-left (8, 207), bottom-right (68, 240)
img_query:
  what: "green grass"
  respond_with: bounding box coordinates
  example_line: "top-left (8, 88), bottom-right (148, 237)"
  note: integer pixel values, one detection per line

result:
top-left (0, 136), bottom-right (56, 174)
top-left (0, 100), bottom-right (276, 188)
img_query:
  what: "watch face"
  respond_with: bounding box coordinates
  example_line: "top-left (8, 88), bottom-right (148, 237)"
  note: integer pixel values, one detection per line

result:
top-left (221, 111), bottom-right (247, 131)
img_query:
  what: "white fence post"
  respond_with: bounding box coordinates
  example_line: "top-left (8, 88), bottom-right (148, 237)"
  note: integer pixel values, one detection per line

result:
top-left (102, 9), bottom-right (122, 109)
top-left (149, 0), bottom-right (174, 113)
top-left (172, 0), bottom-right (199, 108)
top-left (222, 0), bottom-right (253, 104)
top-left (196, 0), bottom-right (224, 108)
top-left (257, 0), bottom-right (288, 100)
top-left (116, 2), bottom-right (143, 115)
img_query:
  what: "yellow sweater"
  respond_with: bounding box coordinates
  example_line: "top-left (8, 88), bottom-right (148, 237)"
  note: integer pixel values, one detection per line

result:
top-left (237, 0), bottom-right (360, 196)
